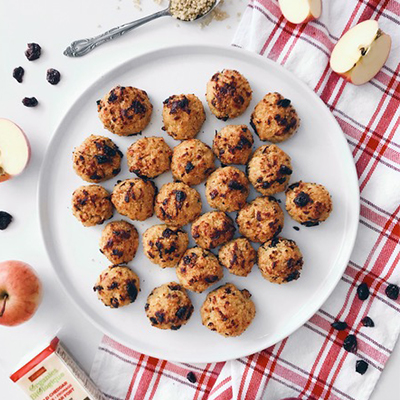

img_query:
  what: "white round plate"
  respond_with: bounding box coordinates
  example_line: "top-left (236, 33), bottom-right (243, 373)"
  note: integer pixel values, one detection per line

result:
top-left (39, 45), bottom-right (359, 363)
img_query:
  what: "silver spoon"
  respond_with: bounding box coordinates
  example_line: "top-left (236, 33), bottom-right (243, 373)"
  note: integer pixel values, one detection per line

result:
top-left (64, 1), bottom-right (220, 57)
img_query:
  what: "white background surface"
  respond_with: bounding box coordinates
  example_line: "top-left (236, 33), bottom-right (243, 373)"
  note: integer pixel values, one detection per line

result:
top-left (0, 0), bottom-right (398, 398)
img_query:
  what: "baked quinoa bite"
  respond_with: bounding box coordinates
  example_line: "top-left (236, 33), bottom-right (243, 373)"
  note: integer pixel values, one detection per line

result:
top-left (111, 178), bottom-right (156, 221)
top-left (212, 125), bottom-right (254, 165)
top-left (171, 139), bottom-right (216, 186)
top-left (200, 283), bottom-right (256, 337)
top-left (205, 166), bottom-right (250, 212)
top-left (191, 211), bottom-right (235, 250)
top-left (127, 137), bottom-right (172, 179)
top-left (236, 196), bottom-right (284, 243)
top-left (145, 282), bottom-right (194, 330)
top-left (247, 144), bottom-right (292, 196)
top-left (258, 237), bottom-right (303, 284)
top-left (71, 185), bottom-right (113, 227)
top-left (72, 135), bottom-right (122, 183)
top-left (285, 181), bottom-right (333, 226)
top-left (93, 265), bottom-right (140, 308)
top-left (176, 247), bottom-right (223, 293)
top-left (155, 182), bottom-right (202, 227)
top-left (162, 94), bottom-right (206, 140)
top-left (143, 224), bottom-right (189, 268)
top-left (97, 85), bottom-right (152, 136)
top-left (99, 220), bottom-right (139, 265)
top-left (206, 69), bottom-right (252, 120)
top-left (250, 92), bottom-right (300, 143)
top-left (218, 238), bottom-right (256, 277)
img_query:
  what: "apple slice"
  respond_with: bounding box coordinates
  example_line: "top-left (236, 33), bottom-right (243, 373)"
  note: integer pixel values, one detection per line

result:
top-left (330, 20), bottom-right (392, 85)
top-left (278, 0), bottom-right (321, 24)
top-left (0, 261), bottom-right (42, 327)
top-left (0, 119), bottom-right (30, 183)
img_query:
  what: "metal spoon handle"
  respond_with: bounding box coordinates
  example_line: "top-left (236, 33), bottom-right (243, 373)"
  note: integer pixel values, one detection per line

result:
top-left (64, 8), bottom-right (171, 57)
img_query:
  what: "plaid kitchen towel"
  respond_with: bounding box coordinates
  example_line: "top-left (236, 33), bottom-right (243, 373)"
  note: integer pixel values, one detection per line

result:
top-left (90, 1), bottom-right (400, 399)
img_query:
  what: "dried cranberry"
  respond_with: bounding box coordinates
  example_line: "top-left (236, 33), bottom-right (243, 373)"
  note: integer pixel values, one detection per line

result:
top-left (269, 236), bottom-right (280, 247)
top-left (22, 97), bottom-right (38, 107)
top-left (0, 211), bottom-right (13, 230)
top-left (277, 98), bottom-right (291, 108)
top-left (286, 271), bottom-right (300, 282)
top-left (355, 360), bottom-right (368, 375)
top-left (361, 316), bottom-right (374, 327)
top-left (357, 282), bottom-right (370, 301)
top-left (13, 67), bottom-right (24, 83)
top-left (170, 325), bottom-right (181, 330)
top-left (187, 371), bottom-right (197, 383)
top-left (331, 321), bottom-right (348, 331)
top-left (293, 226), bottom-right (300, 231)
top-left (228, 180), bottom-right (244, 191)
top-left (302, 221), bottom-right (320, 227)
top-left (108, 91), bottom-right (118, 102)
top-left (175, 190), bottom-right (186, 202)
top-left (205, 275), bottom-right (219, 283)
top-left (46, 68), bottom-right (61, 85)
top-left (25, 43), bottom-right (41, 61)
top-left (175, 306), bottom-right (188, 319)
top-left (162, 228), bottom-right (175, 238)
top-left (95, 155), bottom-right (110, 164)
top-left (385, 284), bottom-right (399, 300)
top-left (343, 334), bottom-right (357, 353)
top-left (103, 145), bottom-right (117, 157)
top-left (126, 281), bottom-right (138, 302)
top-left (294, 192), bottom-right (311, 207)
top-left (185, 162), bottom-right (194, 173)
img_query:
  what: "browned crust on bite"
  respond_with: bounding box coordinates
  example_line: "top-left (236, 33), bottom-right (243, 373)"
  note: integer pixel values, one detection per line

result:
top-left (191, 211), bottom-right (235, 250)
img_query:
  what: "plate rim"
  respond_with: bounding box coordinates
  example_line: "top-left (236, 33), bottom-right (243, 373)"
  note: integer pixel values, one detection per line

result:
top-left (38, 43), bottom-right (360, 363)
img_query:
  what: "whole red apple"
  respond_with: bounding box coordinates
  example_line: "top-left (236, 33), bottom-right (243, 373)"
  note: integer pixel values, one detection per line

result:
top-left (0, 261), bottom-right (42, 326)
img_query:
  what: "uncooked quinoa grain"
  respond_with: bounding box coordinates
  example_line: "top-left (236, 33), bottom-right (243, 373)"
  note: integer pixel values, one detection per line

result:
top-left (170, 0), bottom-right (215, 21)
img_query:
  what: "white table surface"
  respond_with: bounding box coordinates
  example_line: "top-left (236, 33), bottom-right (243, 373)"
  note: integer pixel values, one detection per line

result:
top-left (0, 1), bottom-right (399, 398)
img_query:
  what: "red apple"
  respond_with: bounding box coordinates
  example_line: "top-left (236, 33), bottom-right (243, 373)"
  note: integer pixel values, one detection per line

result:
top-left (0, 119), bottom-right (31, 183)
top-left (0, 261), bottom-right (42, 326)
top-left (330, 20), bottom-right (392, 85)
top-left (278, 0), bottom-right (321, 24)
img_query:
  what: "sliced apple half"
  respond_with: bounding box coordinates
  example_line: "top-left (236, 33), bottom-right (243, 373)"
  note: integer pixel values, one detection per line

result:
top-left (330, 20), bottom-right (392, 85)
top-left (0, 119), bottom-right (31, 183)
top-left (278, 0), bottom-right (322, 24)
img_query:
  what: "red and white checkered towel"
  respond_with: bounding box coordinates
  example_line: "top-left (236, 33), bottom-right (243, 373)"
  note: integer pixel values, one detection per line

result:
top-left (90, 1), bottom-right (400, 399)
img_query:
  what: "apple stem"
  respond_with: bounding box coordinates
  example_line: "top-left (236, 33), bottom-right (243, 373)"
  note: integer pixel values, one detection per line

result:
top-left (0, 294), bottom-right (8, 318)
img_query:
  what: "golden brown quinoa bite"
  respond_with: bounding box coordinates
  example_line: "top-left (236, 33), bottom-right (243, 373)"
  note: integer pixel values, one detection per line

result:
top-left (212, 125), bottom-right (254, 165)
top-left (236, 196), bottom-right (284, 243)
top-left (142, 224), bottom-right (189, 268)
top-left (145, 282), bottom-right (194, 330)
top-left (191, 211), bottom-right (235, 250)
top-left (127, 137), bottom-right (172, 179)
top-left (97, 85), bottom-right (152, 136)
top-left (93, 265), bottom-right (140, 308)
top-left (250, 92), bottom-right (300, 143)
top-left (72, 135), bottom-right (122, 183)
top-left (285, 181), bottom-right (333, 226)
top-left (247, 144), bottom-right (292, 196)
top-left (99, 220), bottom-right (139, 265)
top-left (71, 185), bottom-right (113, 227)
top-left (257, 237), bottom-right (303, 284)
top-left (155, 182), bottom-right (202, 227)
top-left (171, 139), bottom-right (216, 186)
top-left (176, 247), bottom-right (223, 293)
top-left (206, 69), bottom-right (252, 120)
top-left (218, 238), bottom-right (256, 277)
top-left (162, 94), bottom-right (206, 140)
top-left (205, 166), bottom-right (250, 212)
top-left (111, 178), bottom-right (156, 221)
top-left (200, 283), bottom-right (256, 337)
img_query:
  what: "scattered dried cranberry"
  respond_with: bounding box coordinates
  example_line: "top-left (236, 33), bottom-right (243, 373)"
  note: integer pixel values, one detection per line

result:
top-left (185, 162), bottom-right (194, 173)
top-left (175, 190), bottom-right (186, 202)
top-left (186, 371), bottom-right (197, 383)
top-left (331, 321), bottom-right (348, 331)
top-left (385, 284), bottom-right (399, 300)
top-left (357, 282), bottom-right (370, 301)
top-left (46, 68), bottom-right (61, 85)
top-left (293, 226), bottom-right (300, 231)
top-left (294, 192), bottom-right (311, 207)
top-left (25, 43), bottom-right (41, 61)
top-left (279, 165), bottom-right (292, 175)
top-left (22, 97), bottom-right (38, 107)
top-left (0, 211), bottom-right (13, 230)
top-left (355, 360), bottom-right (368, 375)
top-left (277, 98), bottom-right (291, 108)
top-left (343, 334), bottom-right (357, 353)
top-left (13, 67), bottom-right (24, 83)
top-left (361, 316), bottom-right (374, 327)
